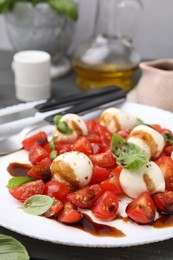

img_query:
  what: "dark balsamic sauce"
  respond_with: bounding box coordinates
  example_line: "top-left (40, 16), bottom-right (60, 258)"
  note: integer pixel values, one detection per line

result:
top-left (7, 162), bottom-right (32, 177)
top-left (154, 214), bottom-right (173, 228)
top-left (72, 213), bottom-right (126, 238)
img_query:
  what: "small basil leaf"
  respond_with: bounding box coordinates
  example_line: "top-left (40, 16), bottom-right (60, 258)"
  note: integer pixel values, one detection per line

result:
top-left (163, 133), bottom-right (173, 145)
top-left (48, 0), bottom-right (78, 21)
top-left (20, 195), bottom-right (53, 215)
top-left (0, 0), bottom-right (11, 13)
top-left (50, 149), bottom-right (57, 160)
top-left (111, 134), bottom-right (149, 171)
top-left (136, 118), bottom-right (145, 125)
top-left (6, 176), bottom-right (35, 189)
top-left (57, 121), bottom-right (73, 134)
top-left (49, 136), bottom-right (58, 150)
top-left (0, 234), bottom-right (29, 260)
top-left (53, 114), bottom-right (62, 126)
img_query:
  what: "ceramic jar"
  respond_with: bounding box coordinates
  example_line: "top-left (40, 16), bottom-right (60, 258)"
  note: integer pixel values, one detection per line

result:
top-left (136, 59), bottom-right (173, 112)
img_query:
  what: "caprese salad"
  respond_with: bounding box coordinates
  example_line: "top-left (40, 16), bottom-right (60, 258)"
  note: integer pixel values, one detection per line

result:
top-left (6, 107), bottom-right (173, 229)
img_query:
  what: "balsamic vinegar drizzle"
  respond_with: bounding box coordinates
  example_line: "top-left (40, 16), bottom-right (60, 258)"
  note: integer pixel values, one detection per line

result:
top-left (7, 162), bottom-right (32, 177)
top-left (7, 162), bottom-right (173, 238)
top-left (71, 213), bottom-right (125, 238)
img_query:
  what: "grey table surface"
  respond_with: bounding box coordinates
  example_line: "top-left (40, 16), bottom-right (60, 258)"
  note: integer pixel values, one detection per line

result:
top-left (0, 50), bottom-right (173, 260)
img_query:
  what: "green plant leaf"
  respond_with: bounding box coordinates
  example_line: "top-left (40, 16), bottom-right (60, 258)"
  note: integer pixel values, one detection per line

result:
top-left (163, 132), bottom-right (173, 145)
top-left (111, 134), bottom-right (149, 171)
top-left (48, 0), bottom-right (78, 21)
top-left (0, 0), bottom-right (12, 13)
top-left (53, 114), bottom-right (73, 134)
top-left (136, 118), bottom-right (145, 125)
top-left (57, 121), bottom-right (73, 134)
top-left (49, 136), bottom-right (58, 150)
top-left (53, 114), bottom-right (62, 126)
top-left (50, 149), bottom-right (57, 160)
top-left (6, 176), bottom-right (35, 189)
top-left (20, 194), bottom-right (53, 215)
top-left (0, 234), bottom-right (29, 260)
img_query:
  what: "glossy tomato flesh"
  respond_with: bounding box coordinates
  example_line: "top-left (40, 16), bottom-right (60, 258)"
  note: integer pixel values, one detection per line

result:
top-left (155, 155), bottom-right (173, 191)
top-left (92, 190), bottom-right (119, 221)
top-left (67, 184), bottom-right (102, 209)
top-left (126, 191), bottom-right (156, 224)
top-left (22, 131), bottom-right (48, 151)
top-left (43, 180), bottom-right (70, 203)
top-left (9, 180), bottom-right (45, 202)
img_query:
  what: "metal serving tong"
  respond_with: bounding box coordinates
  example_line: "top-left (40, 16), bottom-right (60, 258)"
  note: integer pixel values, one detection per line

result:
top-left (0, 87), bottom-right (126, 155)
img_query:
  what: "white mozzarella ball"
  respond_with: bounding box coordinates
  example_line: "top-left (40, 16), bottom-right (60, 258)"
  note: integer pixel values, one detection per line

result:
top-left (51, 151), bottom-right (93, 190)
top-left (128, 125), bottom-right (165, 159)
top-left (53, 113), bottom-right (88, 142)
top-left (99, 107), bottom-right (137, 133)
top-left (119, 161), bottom-right (165, 198)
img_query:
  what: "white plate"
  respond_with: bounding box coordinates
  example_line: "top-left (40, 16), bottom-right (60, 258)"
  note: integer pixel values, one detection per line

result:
top-left (1, 102), bottom-right (173, 248)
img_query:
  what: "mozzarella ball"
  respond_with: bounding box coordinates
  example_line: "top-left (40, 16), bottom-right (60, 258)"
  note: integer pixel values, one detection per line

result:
top-left (120, 161), bottom-right (165, 198)
top-left (51, 151), bottom-right (93, 190)
top-left (53, 113), bottom-right (88, 142)
top-left (99, 107), bottom-right (137, 133)
top-left (128, 125), bottom-right (165, 159)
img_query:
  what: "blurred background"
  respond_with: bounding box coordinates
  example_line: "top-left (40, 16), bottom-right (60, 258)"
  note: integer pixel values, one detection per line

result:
top-left (0, 0), bottom-right (172, 60)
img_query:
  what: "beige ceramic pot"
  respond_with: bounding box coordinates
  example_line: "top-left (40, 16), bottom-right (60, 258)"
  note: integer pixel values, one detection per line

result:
top-left (136, 59), bottom-right (173, 112)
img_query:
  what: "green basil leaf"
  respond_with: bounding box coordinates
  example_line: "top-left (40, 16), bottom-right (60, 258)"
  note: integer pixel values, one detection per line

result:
top-left (49, 136), bottom-right (58, 150)
top-left (0, 0), bottom-right (12, 13)
top-left (111, 134), bottom-right (149, 171)
top-left (48, 0), bottom-right (78, 21)
top-left (163, 132), bottom-right (173, 145)
top-left (20, 195), bottom-right (53, 215)
top-left (0, 234), bottom-right (29, 260)
top-left (6, 176), bottom-right (35, 189)
top-left (53, 114), bottom-right (62, 126)
top-left (136, 118), bottom-right (145, 125)
top-left (57, 121), bottom-right (73, 134)
top-left (50, 149), bottom-right (57, 160)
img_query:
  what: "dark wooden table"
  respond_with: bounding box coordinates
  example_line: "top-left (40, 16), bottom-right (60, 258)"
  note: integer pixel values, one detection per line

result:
top-left (0, 50), bottom-right (173, 260)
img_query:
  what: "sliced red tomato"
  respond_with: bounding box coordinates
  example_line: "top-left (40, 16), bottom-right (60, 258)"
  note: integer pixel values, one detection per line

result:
top-left (151, 124), bottom-right (163, 133)
top-left (54, 141), bottom-right (72, 155)
top-left (57, 202), bottom-right (83, 224)
top-left (28, 157), bottom-right (52, 179)
top-left (126, 191), bottom-right (156, 224)
top-left (42, 143), bottom-right (52, 154)
top-left (86, 133), bottom-right (102, 144)
top-left (22, 131), bottom-right (48, 151)
top-left (9, 180), bottom-right (45, 202)
top-left (89, 150), bottom-right (116, 168)
top-left (90, 143), bottom-right (101, 154)
top-left (44, 200), bottom-right (64, 218)
top-left (67, 184), bottom-right (102, 209)
top-left (71, 136), bottom-right (93, 155)
top-left (43, 180), bottom-right (70, 203)
top-left (161, 128), bottom-right (173, 136)
top-left (100, 166), bottom-right (124, 195)
top-left (89, 166), bottom-right (110, 185)
top-left (163, 143), bottom-right (173, 156)
top-left (92, 190), bottom-right (119, 221)
top-left (28, 143), bottom-right (49, 165)
top-left (117, 130), bottom-right (130, 139)
top-left (86, 120), bottom-right (112, 147)
top-left (155, 155), bottom-right (173, 191)
top-left (153, 191), bottom-right (173, 214)
top-left (86, 119), bottom-right (100, 134)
